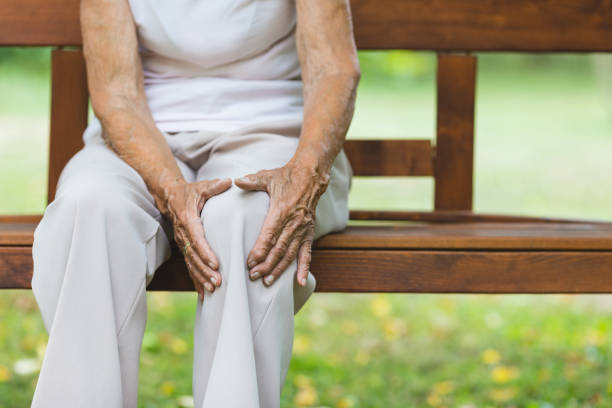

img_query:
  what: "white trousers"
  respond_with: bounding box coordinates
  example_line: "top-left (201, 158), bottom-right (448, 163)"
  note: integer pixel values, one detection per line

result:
top-left (30, 121), bottom-right (353, 408)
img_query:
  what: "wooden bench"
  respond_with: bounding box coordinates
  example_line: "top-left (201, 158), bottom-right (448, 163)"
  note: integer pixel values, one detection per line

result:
top-left (2, 0), bottom-right (612, 293)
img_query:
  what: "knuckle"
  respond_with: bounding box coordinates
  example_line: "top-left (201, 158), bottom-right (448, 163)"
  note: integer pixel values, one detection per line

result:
top-left (262, 230), bottom-right (277, 246)
top-left (252, 247), bottom-right (268, 261)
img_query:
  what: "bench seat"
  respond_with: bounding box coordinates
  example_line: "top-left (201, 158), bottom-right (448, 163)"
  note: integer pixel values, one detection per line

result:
top-left (2, 217), bottom-right (612, 293)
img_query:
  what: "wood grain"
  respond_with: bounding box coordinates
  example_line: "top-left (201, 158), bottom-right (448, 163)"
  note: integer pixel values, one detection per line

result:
top-left (348, 210), bottom-right (612, 224)
top-left (5, 221), bottom-right (612, 251)
top-left (2, 0), bottom-right (612, 51)
top-left (4, 246), bottom-right (612, 293)
top-left (48, 48), bottom-right (88, 204)
top-left (0, 247), bottom-right (33, 289)
top-left (434, 54), bottom-right (476, 211)
top-left (344, 139), bottom-right (433, 176)
top-left (310, 250), bottom-right (612, 293)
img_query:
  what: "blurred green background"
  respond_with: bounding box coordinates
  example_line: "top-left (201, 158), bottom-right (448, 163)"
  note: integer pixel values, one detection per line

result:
top-left (1, 48), bottom-right (612, 407)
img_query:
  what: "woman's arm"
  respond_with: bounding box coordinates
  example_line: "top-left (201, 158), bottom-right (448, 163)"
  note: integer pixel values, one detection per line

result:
top-left (234, 0), bottom-right (360, 286)
top-left (292, 0), bottom-right (361, 177)
top-left (80, 0), bottom-right (231, 299)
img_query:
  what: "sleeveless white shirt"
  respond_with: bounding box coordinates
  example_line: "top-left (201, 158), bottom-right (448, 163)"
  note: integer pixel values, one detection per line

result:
top-left (86, 0), bottom-right (304, 136)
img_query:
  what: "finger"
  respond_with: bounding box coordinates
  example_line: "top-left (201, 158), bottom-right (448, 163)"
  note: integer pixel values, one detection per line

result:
top-left (296, 232), bottom-right (314, 287)
top-left (185, 257), bottom-right (204, 300)
top-left (186, 215), bottom-right (222, 273)
top-left (249, 217), bottom-right (302, 280)
top-left (197, 178), bottom-right (232, 213)
top-left (185, 244), bottom-right (220, 291)
top-left (178, 219), bottom-right (222, 287)
top-left (263, 234), bottom-right (303, 286)
top-left (234, 171), bottom-right (269, 192)
top-left (246, 204), bottom-right (287, 269)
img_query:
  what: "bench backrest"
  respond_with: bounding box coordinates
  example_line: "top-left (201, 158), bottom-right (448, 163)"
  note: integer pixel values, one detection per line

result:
top-left (1, 0), bottom-right (611, 215)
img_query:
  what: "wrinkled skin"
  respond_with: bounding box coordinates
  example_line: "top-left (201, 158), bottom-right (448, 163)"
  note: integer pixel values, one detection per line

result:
top-left (235, 0), bottom-right (361, 287)
top-left (234, 159), bottom-right (330, 287)
top-left (81, 0), bottom-right (360, 297)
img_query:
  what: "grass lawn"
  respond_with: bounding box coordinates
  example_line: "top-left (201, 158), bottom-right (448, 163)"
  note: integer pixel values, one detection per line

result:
top-left (1, 50), bottom-right (612, 407)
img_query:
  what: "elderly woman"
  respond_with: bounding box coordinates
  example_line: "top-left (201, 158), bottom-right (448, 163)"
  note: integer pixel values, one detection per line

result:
top-left (30, 0), bottom-right (359, 407)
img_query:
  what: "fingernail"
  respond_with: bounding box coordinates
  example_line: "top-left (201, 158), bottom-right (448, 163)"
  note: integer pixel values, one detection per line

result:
top-left (208, 261), bottom-right (217, 270)
top-left (264, 275), bottom-right (275, 285)
top-left (205, 282), bottom-right (214, 292)
top-left (248, 259), bottom-right (256, 268)
top-left (250, 272), bottom-right (260, 280)
top-left (210, 276), bottom-right (218, 286)
top-left (300, 277), bottom-right (306, 286)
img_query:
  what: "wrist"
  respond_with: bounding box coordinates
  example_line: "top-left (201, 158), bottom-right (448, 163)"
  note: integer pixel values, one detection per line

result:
top-left (289, 146), bottom-right (333, 179)
top-left (153, 176), bottom-right (187, 218)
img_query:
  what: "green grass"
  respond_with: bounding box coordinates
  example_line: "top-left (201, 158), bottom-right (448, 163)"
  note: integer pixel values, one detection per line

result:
top-left (1, 50), bottom-right (612, 407)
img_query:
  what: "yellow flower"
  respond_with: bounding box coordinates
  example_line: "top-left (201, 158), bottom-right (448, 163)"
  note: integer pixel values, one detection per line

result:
top-left (433, 380), bottom-right (454, 395)
top-left (20, 336), bottom-right (36, 352)
top-left (293, 335), bottom-right (311, 355)
top-left (336, 395), bottom-right (358, 408)
top-left (0, 366), bottom-right (11, 382)
top-left (354, 350), bottom-right (370, 366)
top-left (341, 320), bottom-right (360, 336)
top-left (489, 387), bottom-right (518, 402)
top-left (294, 386), bottom-right (318, 407)
top-left (491, 366), bottom-right (519, 383)
top-left (36, 340), bottom-right (47, 359)
top-left (584, 329), bottom-right (606, 346)
top-left (371, 296), bottom-right (392, 318)
top-left (293, 374), bottom-right (313, 388)
top-left (426, 392), bottom-right (442, 406)
top-left (481, 348), bottom-right (501, 365)
top-left (160, 381), bottom-right (175, 396)
top-left (382, 318), bottom-right (406, 340)
top-left (171, 338), bottom-right (188, 355)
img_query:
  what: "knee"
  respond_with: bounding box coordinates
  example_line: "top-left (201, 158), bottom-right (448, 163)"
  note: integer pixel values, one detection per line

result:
top-left (54, 177), bottom-right (132, 221)
top-left (200, 184), bottom-right (269, 250)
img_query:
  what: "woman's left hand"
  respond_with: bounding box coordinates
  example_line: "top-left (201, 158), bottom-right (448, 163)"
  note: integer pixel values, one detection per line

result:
top-left (234, 158), bottom-right (331, 287)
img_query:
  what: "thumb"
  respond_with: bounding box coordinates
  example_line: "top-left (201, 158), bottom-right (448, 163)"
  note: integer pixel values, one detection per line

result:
top-left (207, 178), bottom-right (233, 196)
top-left (197, 178), bottom-right (232, 213)
top-left (234, 172), bottom-right (268, 191)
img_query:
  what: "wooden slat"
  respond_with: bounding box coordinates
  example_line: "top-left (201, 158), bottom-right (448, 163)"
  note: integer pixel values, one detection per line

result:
top-left (0, 247), bottom-right (32, 289)
top-left (344, 139), bottom-right (433, 176)
top-left (2, 0), bottom-right (611, 51)
top-left (434, 54), bottom-right (476, 210)
top-left (350, 0), bottom-right (612, 51)
top-left (3, 221), bottom-right (612, 251)
top-left (0, 0), bottom-right (81, 46)
top-left (313, 223), bottom-right (612, 251)
top-left (310, 250), bottom-right (612, 293)
top-left (48, 47), bottom-right (88, 204)
top-left (348, 210), bottom-right (612, 224)
top-left (0, 222), bottom-right (40, 246)
top-left (4, 246), bottom-right (612, 293)
top-left (0, 215), bottom-right (42, 223)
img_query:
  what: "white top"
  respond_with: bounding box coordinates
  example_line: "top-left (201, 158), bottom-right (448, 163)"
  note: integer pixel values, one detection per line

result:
top-left (85, 0), bottom-right (304, 136)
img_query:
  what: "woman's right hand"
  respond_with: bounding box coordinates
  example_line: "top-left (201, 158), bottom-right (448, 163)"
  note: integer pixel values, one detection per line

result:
top-left (156, 178), bottom-right (233, 300)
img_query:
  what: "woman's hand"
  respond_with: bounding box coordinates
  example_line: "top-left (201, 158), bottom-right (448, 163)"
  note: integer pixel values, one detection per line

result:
top-left (234, 159), bottom-right (330, 287)
top-left (157, 178), bottom-right (232, 300)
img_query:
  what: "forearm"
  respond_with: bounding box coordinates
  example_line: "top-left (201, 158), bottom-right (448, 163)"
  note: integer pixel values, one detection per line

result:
top-left (292, 70), bottom-right (359, 177)
top-left (81, 0), bottom-right (184, 217)
top-left (96, 100), bottom-right (185, 217)
top-left (291, 0), bottom-right (361, 178)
